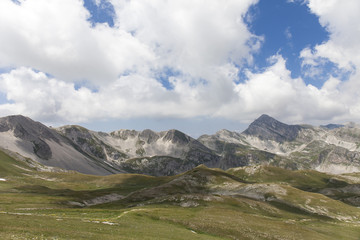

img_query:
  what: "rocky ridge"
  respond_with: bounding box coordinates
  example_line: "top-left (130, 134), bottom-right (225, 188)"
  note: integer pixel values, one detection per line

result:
top-left (1, 114), bottom-right (360, 176)
top-left (0, 115), bottom-right (122, 175)
top-left (199, 114), bottom-right (360, 174)
top-left (57, 125), bottom-right (220, 176)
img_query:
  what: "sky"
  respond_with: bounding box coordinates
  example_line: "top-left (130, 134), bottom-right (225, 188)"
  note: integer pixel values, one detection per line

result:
top-left (0, 0), bottom-right (359, 137)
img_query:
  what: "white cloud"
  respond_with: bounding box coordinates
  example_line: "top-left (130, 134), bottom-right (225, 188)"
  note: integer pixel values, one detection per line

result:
top-left (0, 67), bottom-right (98, 123)
top-left (110, 0), bottom-right (262, 83)
top-left (285, 27), bottom-right (292, 40)
top-left (302, 1), bottom-right (360, 70)
top-left (215, 55), bottom-right (347, 123)
top-left (94, 0), bottom-right (101, 6)
top-left (0, 0), bottom-right (359, 129)
top-left (0, 57), bottom-right (352, 127)
top-left (0, 0), bottom-right (260, 85)
top-left (0, 65), bottom-right (239, 123)
top-left (299, 0), bottom-right (360, 121)
top-left (0, 0), bottom-right (262, 123)
top-left (0, 0), bottom-right (154, 84)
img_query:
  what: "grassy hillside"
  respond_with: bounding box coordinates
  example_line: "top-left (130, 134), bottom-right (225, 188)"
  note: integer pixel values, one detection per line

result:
top-left (1, 150), bottom-right (360, 239)
top-left (227, 165), bottom-right (348, 191)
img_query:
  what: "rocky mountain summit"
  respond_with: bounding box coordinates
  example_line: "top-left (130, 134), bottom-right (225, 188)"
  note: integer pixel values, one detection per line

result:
top-left (243, 114), bottom-right (303, 142)
top-left (1, 114), bottom-right (360, 176)
top-left (0, 115), bottom-right (55, 160)
top-left (199, 114), bottom-right (360, 174)
top-left (57, 125), bottom-right (220, 176)
top-left (0, 115), bottom-right (122, 175)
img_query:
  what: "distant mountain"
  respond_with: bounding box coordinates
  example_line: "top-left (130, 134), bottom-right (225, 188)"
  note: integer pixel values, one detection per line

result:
top-left (1, 114), bottom-right (360, 176)
top-left (321, 124), bottom-right (345, 129)
top-left (199, 115), bottom-right (360, 174)
top-left (242, 114), bottom-right (303, 142)
top-left (57, 126), bottom-right (220, 176)
top-left (0, 115), bottom-right (221, 176)
top-left (0, 115), bottom-right (122, 175)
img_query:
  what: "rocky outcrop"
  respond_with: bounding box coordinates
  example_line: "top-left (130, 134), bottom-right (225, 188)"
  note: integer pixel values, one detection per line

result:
top-left (243, 114), bottom-right (302, 142)
top-left (0, 115), bottom-right (122, 175)
top-left (200, 115), bottom-right (360, 174)
top-left (1, 114), bottom-right (360, 176)
top-left (0, 115), bottom-right (54, 160)
top-left (58, 125), bottom-right (221, 176)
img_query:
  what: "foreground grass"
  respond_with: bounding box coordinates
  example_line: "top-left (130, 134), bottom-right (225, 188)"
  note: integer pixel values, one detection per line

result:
top-left (1, 150), bottom-right (360, 239)
top-left (0, 208), bottom-right (222, 240)
top-left (1, 203), bottom-right (360, 240)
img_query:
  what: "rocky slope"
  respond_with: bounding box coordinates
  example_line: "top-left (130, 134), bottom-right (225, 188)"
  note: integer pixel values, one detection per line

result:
top-left (0, 115), bottom-right (221, 176)
top-left (0, 115), bottom-right (122, 175)
top-left (199, 114), bottom-right (360, 174)
top-left (243, 114), bottom-right (303, 142)
top-left (1, 114), bottom-right (360, 176)
top-left (58, 126), bottom-right (221, 176)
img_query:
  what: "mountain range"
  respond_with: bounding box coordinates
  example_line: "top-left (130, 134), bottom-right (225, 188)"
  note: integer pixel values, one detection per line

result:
top-left (1, 114), bottom-right (360, 176)
top-left (2, 114), bottom-right (360, 239)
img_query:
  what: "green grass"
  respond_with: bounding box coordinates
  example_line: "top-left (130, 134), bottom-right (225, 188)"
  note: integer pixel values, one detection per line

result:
top-left (0, 208), bottom-right (223, 240)
top-left (0, 150), bottom-right (34, 177)
top-left (227, 165), bottom-right (347, 191)
top-left (1, 150), bottom-right (360, 239)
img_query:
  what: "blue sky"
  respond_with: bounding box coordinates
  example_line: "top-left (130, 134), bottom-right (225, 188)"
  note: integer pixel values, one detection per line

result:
top-left (246, 0), bottom-right (328, 81)
top-left (0, 0), bottom-right (359, 137)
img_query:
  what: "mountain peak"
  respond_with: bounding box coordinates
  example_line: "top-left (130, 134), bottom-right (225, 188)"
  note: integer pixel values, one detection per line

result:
top-left (0, 115), bottom-right (53, 137)
top-left (243, 114), bottom-right (302, 142)
top-left (0, 115), bottom-right (59, 160)
top-left (0, 114), bottom-right (32, 124)
top-left (257, 114), bottom-right (275, 121)
top-left (163, 129), bottom-right (192, 144)
top-left (320, 124), bottom-right (345, 130)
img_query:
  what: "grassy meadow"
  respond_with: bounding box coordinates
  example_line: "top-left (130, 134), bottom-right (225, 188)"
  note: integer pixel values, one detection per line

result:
top-left (1, 150), bottom-right (360, 239)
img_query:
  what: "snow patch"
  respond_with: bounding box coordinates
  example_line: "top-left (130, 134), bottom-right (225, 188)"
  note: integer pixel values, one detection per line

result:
top-left (0, 178), bottom-right (6, 181)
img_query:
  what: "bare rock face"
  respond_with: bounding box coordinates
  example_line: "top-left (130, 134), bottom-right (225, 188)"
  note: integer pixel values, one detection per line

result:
top-left (243, 114), bottom-right (302, 142)
top-left (0, 115), bottom-right (53, 160)
top-left (113, 129), bottom-right (221, 176)
top-left (2, 114), bottom-right (360, 176)
top-left (0, 115), bottom-right (123, 175)
top-left (163, 129), bottom-right (191, 144)
top-left (139, 129), bottom-right (160, 144)
top-left (57, 125), bottom-right (222, 176)
top-left (31, 139), bottom-right (52, 160)
top-left (199, 114), bottom-right (360, 174)
top-left (58, 125), bottom-right (107, 159)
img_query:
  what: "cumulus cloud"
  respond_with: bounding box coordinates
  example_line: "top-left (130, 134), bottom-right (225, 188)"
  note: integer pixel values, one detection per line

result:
top-left (0, 0), bottom-right (261, 122)
top-left (0, 0), bottom-right (260, 85)
top-left (0, 67), bottom-right (99, 123)
top-left (0, 65), bottom-right (240, 123)
top-left (300, 0), bottom-right (360, 121)
top-left (111, 0), bottom-right (261, 78)
top-left (0, 0), bottom-right (359, 128)
top-left (301, 0), bottom-right (360, 71)
top-left (0, 0), bottom-right (154, 83)
top-left (215, 55), bottom-right (347, 123)
top-left (0, 56), bottom-right (347, 127)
